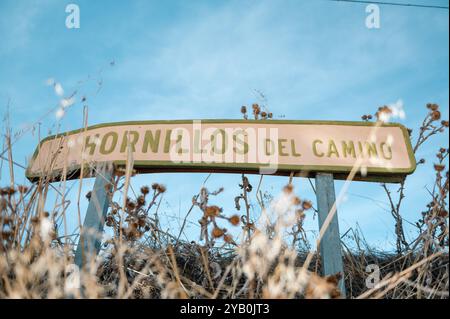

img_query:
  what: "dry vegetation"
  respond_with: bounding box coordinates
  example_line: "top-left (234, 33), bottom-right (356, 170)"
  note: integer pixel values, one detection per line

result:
top-left (0, 101), bottom-right (448, 299)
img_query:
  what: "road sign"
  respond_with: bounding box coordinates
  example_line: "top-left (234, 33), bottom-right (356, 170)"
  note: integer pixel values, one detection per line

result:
top-left (26, 120), bottom-right (415, 182)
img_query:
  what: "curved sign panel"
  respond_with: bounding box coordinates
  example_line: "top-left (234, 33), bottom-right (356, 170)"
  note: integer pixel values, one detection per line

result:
top-left (26, 120), bottom-right (416, 182)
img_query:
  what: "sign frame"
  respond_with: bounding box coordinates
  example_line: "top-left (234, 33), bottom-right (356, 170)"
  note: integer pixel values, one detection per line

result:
top-left (25, 119), bottom-right (416, 183)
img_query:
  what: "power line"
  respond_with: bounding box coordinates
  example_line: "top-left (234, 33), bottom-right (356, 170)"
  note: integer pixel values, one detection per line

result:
top-left (328, 0), bottom-right (449, 9)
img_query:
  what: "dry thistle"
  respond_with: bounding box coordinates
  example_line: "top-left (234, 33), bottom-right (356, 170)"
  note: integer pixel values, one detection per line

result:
top-left (426, 103), bottom-right (439, 111)
top-left (212, 227), bottom-right (224, 238)
top-left (431, 110), bottom-right (441, 121)
top-left (140, 186), bottom-right (150, 195)
top-left (157, 184), bottom-right (167, 193)
top-left (283, 184), bottom-right (294, 194)
top-left (302, 200), bottom-right (313, 210)
top-left (137, 195), bottom-right (146, 206)
top-left (261, 111), bottom-right (267, 119)
top-left (375, 105), bottom-right (392, 122)
top-left (223, 234), bottom-right (235, 245)
top-left (241, 105), bottom-right (248, 120)
top-left (292, 196), bottom-right (301, 206)
top-left (252, 103), bottom-right (261, 120)
top-left (205, 205), bottom-right (221, 217)
top-left (228, 215), bottom-right (240, 226)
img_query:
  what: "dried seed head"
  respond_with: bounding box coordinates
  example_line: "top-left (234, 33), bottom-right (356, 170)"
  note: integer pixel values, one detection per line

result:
top-left (252, 103), bottom-right (260, 115)
top-left (205, 205), bottom-right (221, 217)
top-left (245, 222), bottom-right (255, 230)
top-left (223, 234), bottom-right (234, 244)
top-left (441, 120), bottom-right (449, 127)
top-left (375, 105), bottom-right (392, 121)
top-left (140, 186), bottom-right (150, 195)
top-left (431, 110), bottom-right (441, 121)
top-left (241, 106), bottom-right (247, 114)
top-left (157, 184), bottom-right (167, 193)
top-left (1, 187), bottom-right (16, 196)
top-left (106, 216), bottom-right (114, 227)
top-left (434, 164), bottom-right (445, 172)
top-left (2, 231), bottom-right (12, 240)
top-left (283, 184), bottom-right (294, 194)
top-left (228, 215), bottom-right (240, 226)
top-left (438, 209), bottom-right (448, 218)
top-left (426, 103), bottom-right (439, 111)
top-left (302, 200), bottom-right (313, 210)
top-left (212, 227), bottom-right (224, 238)
top-left (292, 196), bottom-right (301, 206)
top-left (137, 195), bottom-right (146, 206)
top-left (126, 198), bottom-right (136, 210)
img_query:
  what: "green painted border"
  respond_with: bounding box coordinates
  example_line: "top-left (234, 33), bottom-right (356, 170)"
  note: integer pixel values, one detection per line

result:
top-left (25, 119), bottom-right (416, 183)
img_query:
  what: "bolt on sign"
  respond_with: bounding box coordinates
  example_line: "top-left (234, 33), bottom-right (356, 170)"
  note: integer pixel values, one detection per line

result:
top-left (26, 120), bottom-right (416, 183)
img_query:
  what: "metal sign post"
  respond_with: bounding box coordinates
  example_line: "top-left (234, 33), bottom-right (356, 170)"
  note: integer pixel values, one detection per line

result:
top-left (315, 172), bottom-right (346, 297)
top-left (74, 166), bottom-right (114, 268)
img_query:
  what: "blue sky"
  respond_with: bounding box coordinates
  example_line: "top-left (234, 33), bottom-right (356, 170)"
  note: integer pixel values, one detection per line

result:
top-left (0, 0), bottom-right (448, 250)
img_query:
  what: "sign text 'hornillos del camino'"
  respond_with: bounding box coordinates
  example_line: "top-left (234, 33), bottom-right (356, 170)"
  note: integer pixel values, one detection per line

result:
top-left (26, 120), bottom-right (416, 182)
